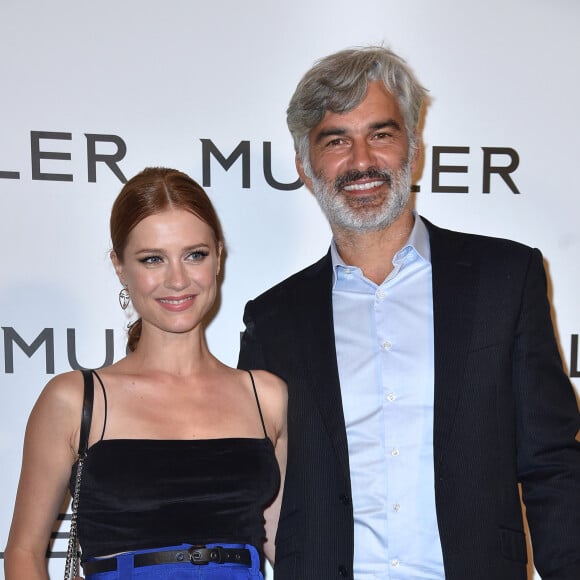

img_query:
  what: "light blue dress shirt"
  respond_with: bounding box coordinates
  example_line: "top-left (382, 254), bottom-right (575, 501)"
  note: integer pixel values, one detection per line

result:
top-left (332, 215), bottom-right (445, 579)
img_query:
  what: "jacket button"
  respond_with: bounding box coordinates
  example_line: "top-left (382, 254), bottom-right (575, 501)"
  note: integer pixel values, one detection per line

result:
top-left (339, 494), bottom-right (351, 506)
top-left (338, 564), bottom-right (348, 576)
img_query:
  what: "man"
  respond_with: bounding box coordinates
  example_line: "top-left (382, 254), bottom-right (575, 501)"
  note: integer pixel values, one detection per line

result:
top-left (238, 47), bottom-right (580, 579)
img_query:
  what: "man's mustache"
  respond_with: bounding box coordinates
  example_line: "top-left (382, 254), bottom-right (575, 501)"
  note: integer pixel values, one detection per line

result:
top-left (335, 168), bottom-right (393, 191)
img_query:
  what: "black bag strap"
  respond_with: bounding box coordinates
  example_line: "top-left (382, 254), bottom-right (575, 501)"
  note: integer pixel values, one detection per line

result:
top-left (78, 369), bottom-right (95, 457)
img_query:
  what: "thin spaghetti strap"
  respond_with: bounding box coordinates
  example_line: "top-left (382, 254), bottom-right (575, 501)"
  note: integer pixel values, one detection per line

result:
top-left (90, 369), bottom-right (108, 442)
top-left (248, 370), bottom-right (268, 439)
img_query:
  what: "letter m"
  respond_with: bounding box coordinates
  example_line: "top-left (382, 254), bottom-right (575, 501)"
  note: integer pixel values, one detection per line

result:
top-left (2, 327), bottom-right (55, 374)
top-left (200, 139), bottom-right (250, 188)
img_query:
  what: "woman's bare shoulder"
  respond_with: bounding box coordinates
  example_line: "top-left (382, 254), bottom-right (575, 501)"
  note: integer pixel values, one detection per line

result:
top-left (37, 369), bottom-right (85, 410)
top-left (247, 369), bottom-right (287, 396)
top-left (245, 369), bottom-right (287, 429)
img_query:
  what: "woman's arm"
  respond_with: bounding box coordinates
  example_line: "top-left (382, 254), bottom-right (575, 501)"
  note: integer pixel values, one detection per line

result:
top-left (4, 372), bottom-right (83, 580)
top-left (253, 370), bottom-right (288, 566)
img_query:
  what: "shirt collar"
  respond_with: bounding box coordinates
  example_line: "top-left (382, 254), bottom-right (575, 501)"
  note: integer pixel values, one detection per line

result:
top-left (330, 213), bottom-right (431, 286)
top-left (406, 213), bottom-right (431, 263)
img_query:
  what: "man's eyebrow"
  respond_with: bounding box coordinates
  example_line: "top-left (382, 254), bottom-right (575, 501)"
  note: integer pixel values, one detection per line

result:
top-left (313, 127), bottom-right (346, 144)
top-left (370, 119), bottom-right (402, 132)
top-left (314, 119), bottom-right (403, 144)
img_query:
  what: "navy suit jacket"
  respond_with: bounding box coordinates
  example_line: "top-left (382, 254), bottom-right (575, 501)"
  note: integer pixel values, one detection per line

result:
top-left (238, 218), bottom-right (580, 580)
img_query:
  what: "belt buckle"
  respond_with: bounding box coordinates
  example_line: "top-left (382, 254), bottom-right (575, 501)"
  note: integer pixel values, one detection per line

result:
top-left (189, 546), bottom-right (210, 566)
top-left (189, 545), bottom-right (226, 565)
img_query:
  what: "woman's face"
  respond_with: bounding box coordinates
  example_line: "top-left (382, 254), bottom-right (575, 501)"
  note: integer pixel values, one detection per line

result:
top-left (112, 208), bottom-right (222, 338)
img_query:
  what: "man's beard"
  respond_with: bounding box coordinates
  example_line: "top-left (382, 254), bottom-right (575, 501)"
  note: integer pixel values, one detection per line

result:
top-left (311, 162), bottom-right (412, 232)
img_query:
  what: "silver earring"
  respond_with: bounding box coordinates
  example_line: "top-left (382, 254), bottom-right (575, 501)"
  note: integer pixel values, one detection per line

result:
top-left (119, 286), bottom-right (130, 310)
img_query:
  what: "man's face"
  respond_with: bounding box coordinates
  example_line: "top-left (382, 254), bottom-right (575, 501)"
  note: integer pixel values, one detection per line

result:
top-left (298, 81), bottom-right (415, 232)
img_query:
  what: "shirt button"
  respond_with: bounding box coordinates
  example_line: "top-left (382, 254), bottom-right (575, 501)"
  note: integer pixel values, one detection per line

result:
top-left (391, 559), bottom-right (400, 568)
top-left (381, 340), bottom-right (392, 350)
top-left (339, 494), bottom-right (351, 506)
top-left (393, 503), bottom-right (401, 512)
top-left (391, 448), bottom-right (400, 457)
top-left (338, 564), bottom-right (348, 576)
top-left (376, 289), bottom-right (386, 300)
top-left (386, 393), bottom-right (396, 402)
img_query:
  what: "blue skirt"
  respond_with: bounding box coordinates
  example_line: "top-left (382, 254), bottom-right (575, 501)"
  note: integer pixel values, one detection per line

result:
top-left (83, 543), bottom-right (264, 579)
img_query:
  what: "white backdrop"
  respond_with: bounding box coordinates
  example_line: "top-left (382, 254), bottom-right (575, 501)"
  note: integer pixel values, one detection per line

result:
top-left (1, 1), bottom-right (579, 578)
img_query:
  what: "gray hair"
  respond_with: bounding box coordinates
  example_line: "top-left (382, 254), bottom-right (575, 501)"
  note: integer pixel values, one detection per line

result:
top-left (287, 46), bottom-right (428, 175)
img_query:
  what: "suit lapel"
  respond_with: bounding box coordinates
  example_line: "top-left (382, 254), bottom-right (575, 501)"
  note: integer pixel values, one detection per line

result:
top-left (297, 253), bottom-right (351, 480)
top-left (424, 219), bottom-right (480, 470)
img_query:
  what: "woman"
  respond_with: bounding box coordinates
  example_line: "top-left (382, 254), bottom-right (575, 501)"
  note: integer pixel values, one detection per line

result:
top-left (4, 167), bottom-right (287, 579)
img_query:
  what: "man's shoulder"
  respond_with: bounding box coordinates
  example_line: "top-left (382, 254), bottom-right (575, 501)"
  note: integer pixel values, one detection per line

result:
top-left (248, 252), bottom-right (331, 306)
top-left (423, 216), bottom-right (536, 258)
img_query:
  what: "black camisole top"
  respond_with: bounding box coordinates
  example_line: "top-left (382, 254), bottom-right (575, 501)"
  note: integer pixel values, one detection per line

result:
top-left (70, 371), bottom-right (280, 559)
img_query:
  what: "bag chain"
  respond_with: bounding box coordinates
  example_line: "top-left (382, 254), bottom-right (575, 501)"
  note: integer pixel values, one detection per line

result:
top-left (63, 452), bottom-right (85, 579)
